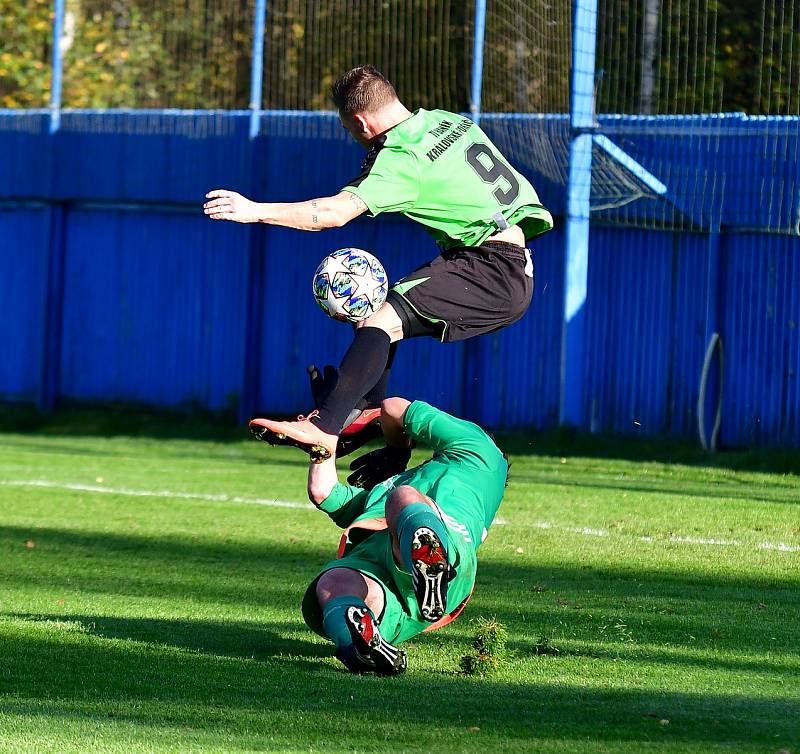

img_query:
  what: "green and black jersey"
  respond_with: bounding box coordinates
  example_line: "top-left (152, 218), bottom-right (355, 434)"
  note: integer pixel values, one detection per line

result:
top-left (342, 108), bottom-right (553, 249)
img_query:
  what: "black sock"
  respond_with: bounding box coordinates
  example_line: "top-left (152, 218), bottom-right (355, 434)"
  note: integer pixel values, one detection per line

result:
top-left (312, 327), bottom-right (391, 434)
top-left (361, 342), bottom-right (397, 408)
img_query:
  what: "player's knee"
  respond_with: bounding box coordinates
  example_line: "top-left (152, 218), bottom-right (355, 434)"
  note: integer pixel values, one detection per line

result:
top-left (358, 301), bottom-right (404, 342)
top-left (316, 569), bottom-right (350, 604)
top-left (316, 568), bottom-right (377, 608)
top-left (381, 396), bottom-right (409, 423)
top-left (381, 396), bottom-right (402, 417)
top-left (356, 314), bottom-right (391, 334)
top-left (385, 485), bottom-right (434, 528)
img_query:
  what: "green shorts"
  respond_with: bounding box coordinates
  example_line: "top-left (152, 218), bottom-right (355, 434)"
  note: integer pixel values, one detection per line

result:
top-left (302, 522), bottom-right (477, 645)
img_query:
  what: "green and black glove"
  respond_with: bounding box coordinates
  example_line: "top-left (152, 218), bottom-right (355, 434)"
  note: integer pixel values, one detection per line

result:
top-left (347, 444), bottom-right (413, 490)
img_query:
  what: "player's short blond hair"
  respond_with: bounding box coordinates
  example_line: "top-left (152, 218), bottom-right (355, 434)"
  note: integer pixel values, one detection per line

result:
top-left (331, 65), bottom-right (398, 116)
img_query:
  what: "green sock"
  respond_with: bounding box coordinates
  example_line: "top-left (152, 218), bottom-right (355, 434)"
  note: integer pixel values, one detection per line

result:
top-left (321, 595), bottom-right (369, 649)
top-left (397, 502), bottom-right (449, 572)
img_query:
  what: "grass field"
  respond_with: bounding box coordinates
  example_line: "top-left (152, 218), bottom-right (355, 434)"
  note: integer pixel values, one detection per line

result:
top-left (0, 408), bottom-right (798, 753)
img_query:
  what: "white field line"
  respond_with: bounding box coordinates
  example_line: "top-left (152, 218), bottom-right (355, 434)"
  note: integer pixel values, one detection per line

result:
top-left (495, 517), bottom-right (800, 552)
top-left (3, 478), bottom-right (800, 554)
top-left (501, 519), bottom-right (800, 552)
top-left (0, 479), bottom-right (308, 509)
top-left (669, 534), bottom-right (739, 546)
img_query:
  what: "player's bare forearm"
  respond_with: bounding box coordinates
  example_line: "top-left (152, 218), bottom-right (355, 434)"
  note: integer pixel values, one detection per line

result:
top-left (380, 397), bottom-right (413, 449)
top-left (203, 189), bottom-right (367, 230)
top-left (307, 455), bottom-right (338, 505)
top-left (258, 198), bottom-right (345, 231)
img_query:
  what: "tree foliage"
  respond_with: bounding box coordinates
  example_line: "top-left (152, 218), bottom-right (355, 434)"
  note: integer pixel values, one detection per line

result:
top-left (596, 0), bottom-right (800, 114)
top-left (1, 0), bottom-right (797, 114)
top-left (0, 0), bottom-right (52, 108)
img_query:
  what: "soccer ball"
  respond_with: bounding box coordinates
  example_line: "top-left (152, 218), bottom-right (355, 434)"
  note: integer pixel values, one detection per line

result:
top-left (312, 248), bottom-right (388, 322)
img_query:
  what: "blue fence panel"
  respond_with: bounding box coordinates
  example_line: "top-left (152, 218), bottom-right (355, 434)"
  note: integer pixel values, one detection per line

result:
top-left (465, 224), bottom-right (565, 430)
top-left (668, 233), bottom-right (714, 439)
top-left (584, 228), bottom-right (678, 435)
top-left (722, 233), bottom-right (800, 446)
top-left (0, 112), bottom-right (51, 199)
top-left (1, 111), bottom-right (799, 447)
top-left (597, 115), bottom-right (800, 234)
top-left (53, 112), bottom-right (255, 204)
top-left (0, 206), bottom-right (50, 402)
top-left (59, 208), bottom-right (249, 410)
top-left (259, 113), bottom-right (358, 202)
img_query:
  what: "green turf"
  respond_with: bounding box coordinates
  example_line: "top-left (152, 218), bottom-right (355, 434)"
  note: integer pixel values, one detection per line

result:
top-left (0, 409), bottom-right (798, 753)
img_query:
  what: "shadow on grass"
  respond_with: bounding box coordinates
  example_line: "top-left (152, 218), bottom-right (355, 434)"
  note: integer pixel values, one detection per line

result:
top-left (8, 613), bottom-right (329, 664)
top-left (501, 427), bottom-right (800, 476)
top-left (2, 401), bottom-right (799, 476)
top-left (13, 607), bottom-right (796, 683)
top-left (1, 518), bottom-right (798, 749)
top-left (0, 401), bottom-right (245, 442)
top-left (3, 523), bottom-right (798, 660)
top-left (1, 616), bottom-right (798, 751)
top-left (508, 470), bottom-right (800, 505)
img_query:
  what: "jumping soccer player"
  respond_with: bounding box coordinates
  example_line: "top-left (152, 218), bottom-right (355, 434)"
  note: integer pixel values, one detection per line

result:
top-left (301, 396), bottom-right (507, 675)
top-left (203, 65), bottom-right (553, 461)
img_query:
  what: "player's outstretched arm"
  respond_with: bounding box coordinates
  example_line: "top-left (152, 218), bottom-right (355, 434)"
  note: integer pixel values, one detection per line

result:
top-left (203, 189), bottom-right (367, 231)
top-left (399, 399), bottom-right (506, 472)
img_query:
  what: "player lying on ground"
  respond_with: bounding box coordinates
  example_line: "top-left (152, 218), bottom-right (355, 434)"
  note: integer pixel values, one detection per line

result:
top-left (204, 65), bottom-right (553, 461)
top-left (299, 396), bottom-right (508, 675)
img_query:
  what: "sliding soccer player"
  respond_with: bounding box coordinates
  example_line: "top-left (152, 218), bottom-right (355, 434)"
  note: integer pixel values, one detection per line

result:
top-left (301, 396), bottom-right (508, 675)
top-left (204, 65), bottom-right (553, 461)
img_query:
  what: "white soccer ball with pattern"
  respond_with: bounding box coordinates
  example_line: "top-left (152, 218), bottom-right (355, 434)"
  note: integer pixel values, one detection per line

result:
top-left (312, 248), bottom-right (388, 322)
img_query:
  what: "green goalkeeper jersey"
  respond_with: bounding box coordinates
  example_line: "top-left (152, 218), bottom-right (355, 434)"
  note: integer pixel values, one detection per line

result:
top-left (310, 401), bottom-right (507, 638)
top-left (319, 400), bottom-right (508, 553)
top-left (341, 108), bottom-right (553, 249)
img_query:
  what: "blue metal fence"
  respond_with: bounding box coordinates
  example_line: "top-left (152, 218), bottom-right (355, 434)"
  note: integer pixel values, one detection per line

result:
top-left (0, 111), bottom-right (798, 447)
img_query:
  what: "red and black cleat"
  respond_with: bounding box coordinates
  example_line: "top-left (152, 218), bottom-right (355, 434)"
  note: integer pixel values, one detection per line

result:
top-left (335, 606), bottom-right (407, 676)
top-left (337, 407), bottom-right (383, 457)
top-left (410, 528), bottom-right (456, 622)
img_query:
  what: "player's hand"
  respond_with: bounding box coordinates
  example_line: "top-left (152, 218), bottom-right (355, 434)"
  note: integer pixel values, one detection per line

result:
top-left (203, 190), bottom-right (263, 223)
top-left (307, 364), bottom-right (339, 407)
top-left (347, 445), bottom-right (412, 490)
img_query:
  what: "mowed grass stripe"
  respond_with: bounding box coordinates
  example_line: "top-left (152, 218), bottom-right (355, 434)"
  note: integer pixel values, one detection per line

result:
top-left (4, 476), bottom-right (799, 554)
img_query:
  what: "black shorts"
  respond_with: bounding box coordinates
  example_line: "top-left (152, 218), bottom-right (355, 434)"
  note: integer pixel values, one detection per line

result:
top-left (386, 241), bottom-right (535, 343)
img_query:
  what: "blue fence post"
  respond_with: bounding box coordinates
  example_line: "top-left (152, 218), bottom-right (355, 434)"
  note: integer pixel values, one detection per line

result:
top-left (49, 0), bottom-right (65, 134)
top-left (461, 0), bottom-right (489, 421)
top-left (469, 0), bottom-right (487, 125)
top-left (40, 205), bottom-right (66, 411)
top-left (249, 0), bottom-right (268, 140)
top-left (560, 0), bottom-right (598, 427)
top-left (38, 0), bottom-right (67, 410)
